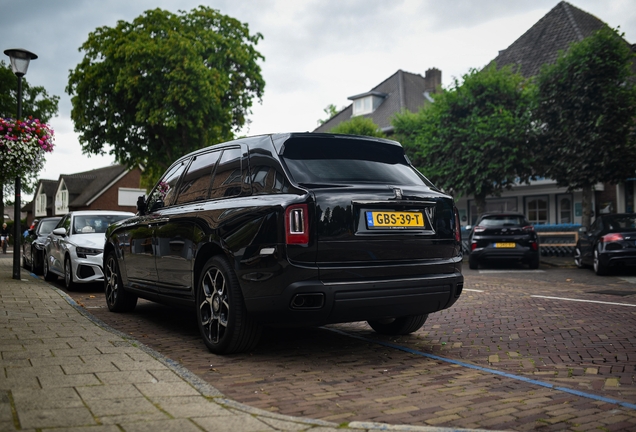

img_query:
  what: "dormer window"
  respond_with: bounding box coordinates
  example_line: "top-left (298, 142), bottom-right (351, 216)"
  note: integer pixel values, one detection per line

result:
top-left (55, 181), bottom-right (69, 215)
top-left (348, 91), bottom-right (387, 117)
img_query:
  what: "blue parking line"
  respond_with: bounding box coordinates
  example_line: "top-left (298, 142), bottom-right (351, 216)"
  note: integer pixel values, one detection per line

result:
top-left (326, 327), bottom-right (636, 411)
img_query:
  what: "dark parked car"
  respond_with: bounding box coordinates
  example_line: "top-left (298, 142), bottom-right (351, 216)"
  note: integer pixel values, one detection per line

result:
top-left (22, 216), bottom-right (62, 274)
top-left (103, 133), bottom-right (464, 354)
top-left (575, 213), bottom-right (636, 275)
top-left (467, 212), bottom-right (540, 270)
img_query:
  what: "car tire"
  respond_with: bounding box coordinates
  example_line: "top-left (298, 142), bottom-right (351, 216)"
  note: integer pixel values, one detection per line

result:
top-left (529, 256), bottom-right (540, 269)
top-left (368, 314), bottom-right (429, 335)
top-left (64, 256), bottom-right (77, 291)
top-left (33, 250), bottom-right (43, 275)
top-left (574, 245), bottom-right (585, 269)
top-left (43, 253), bottom-right (57, 281)
top-left (593, 246), bottom-right (609, 276)
top-left (22, 249), bottom-right (30, 270)
top-left (104, 251), bottom-right (137, 312)
top-left (468, 255), bottom-right (478, 270)
top-left (196, 255), bottom-right (262, 354)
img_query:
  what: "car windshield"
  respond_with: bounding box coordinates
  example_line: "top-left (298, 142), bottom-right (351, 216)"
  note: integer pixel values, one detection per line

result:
top-left (281, 137), bottom-right (434, 187)
top-left (38, 219), bottom-right (59, 235)
top-left (73, 214), bottom-right (130, 234)
top-left (480, 215), bottom-right (526, 227)
top-left (605, 215), bottom-right (636, 232)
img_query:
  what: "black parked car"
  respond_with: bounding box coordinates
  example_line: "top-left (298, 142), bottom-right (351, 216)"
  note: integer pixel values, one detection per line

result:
top-left (575, 213), bottom-right (636, 275)
top-left (103, 133), bottom-right (464, 354)
top-left (467, 212), bottom-right (540, 270)
top-left (22, 216), bottom-right (62, 274)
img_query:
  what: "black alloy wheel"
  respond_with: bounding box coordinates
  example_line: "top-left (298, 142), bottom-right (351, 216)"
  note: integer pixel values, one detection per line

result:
top-left (196, 256), bottom-right (261, 354)
top-left (368, 314), bottom-right (429, 335)
top-left (104, 251), bottom-right (137, 312)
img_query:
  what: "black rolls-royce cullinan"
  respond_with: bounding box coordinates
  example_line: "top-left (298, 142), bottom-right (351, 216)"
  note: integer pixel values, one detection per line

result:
top-left (103, 133), bottom-right (464, 353)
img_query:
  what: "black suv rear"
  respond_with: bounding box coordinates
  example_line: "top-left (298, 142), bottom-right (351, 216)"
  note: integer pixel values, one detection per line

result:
top-left (104, 133), bottom-right (464, 353)
top-left (467, 212), bottom-right (540, 270)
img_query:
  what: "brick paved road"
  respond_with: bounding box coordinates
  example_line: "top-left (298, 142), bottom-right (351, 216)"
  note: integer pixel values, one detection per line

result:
top-left (46, 262), bottom-right (636, 431)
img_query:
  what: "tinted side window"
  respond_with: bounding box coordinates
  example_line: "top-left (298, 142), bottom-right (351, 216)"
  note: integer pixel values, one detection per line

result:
top-left (174, 151), bottom-right (221, 205)
top-left (147, 161), bottom-right (188, 211)
top-left (210, 148), bottom-right (243, 199)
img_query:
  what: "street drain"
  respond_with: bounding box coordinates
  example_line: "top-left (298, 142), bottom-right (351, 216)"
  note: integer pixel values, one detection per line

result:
top-left (588, 290), bottom-right (636, 296)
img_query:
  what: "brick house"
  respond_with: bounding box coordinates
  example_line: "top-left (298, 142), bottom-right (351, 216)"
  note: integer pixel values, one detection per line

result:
top-left (25, 165), bottom-right (145, 226)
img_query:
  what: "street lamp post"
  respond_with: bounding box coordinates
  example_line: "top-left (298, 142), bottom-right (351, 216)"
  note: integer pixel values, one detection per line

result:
top-left (4, 48), bottom-right (38, 280)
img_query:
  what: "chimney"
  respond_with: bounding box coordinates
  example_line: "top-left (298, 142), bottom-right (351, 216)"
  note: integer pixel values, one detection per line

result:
top-left (424, 68), bottom-right (442, 93)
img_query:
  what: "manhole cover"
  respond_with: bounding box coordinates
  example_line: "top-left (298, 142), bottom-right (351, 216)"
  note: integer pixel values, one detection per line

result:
top-left (588, 290), bottom-right (636, 297)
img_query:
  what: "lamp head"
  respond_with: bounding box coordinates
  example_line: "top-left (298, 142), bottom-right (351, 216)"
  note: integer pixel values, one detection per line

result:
top-left (3, 48), bottom-right (38, 77)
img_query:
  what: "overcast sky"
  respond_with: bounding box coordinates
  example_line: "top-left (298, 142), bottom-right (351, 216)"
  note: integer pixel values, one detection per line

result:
top-left (2, 0), bottom-right (636, 199)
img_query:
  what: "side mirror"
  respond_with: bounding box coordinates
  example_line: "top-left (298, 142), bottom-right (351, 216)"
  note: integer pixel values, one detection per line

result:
top-left (465, 225), bottom-right (472, 231)
top-left (578, 226), bottom-right (588, 234)
top-left (52, 227), bottom-right (67, 237)
top-left (137, 195), bottom-right (147, 215)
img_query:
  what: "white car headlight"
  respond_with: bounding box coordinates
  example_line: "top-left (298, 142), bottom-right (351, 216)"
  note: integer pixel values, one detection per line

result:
top-left (76, 247), bottom-right (102, 258)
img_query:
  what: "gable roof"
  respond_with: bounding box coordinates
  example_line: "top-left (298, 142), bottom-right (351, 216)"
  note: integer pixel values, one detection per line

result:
top-left (314, 68), bottom-right (441, 134)
top-left (59, 164), bottom-right (128, 207)
top-left (492, 2), bottom-right (608, 77)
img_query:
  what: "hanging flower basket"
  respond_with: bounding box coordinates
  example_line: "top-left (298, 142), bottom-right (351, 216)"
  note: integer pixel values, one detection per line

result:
top-left (0, 117), bottom-right (54, 180)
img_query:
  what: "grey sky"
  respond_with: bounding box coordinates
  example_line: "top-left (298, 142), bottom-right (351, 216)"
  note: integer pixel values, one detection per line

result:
top-left (2, 0), bottom-right (635, 195)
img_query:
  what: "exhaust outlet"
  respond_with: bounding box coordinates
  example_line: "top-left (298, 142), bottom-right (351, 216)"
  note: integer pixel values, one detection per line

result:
top-left (290, 293), bottom-right (325, 309)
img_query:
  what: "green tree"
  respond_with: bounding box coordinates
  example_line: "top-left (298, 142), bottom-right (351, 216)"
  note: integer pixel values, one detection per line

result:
top-left (393, 64), bottom-right (536, 216)
top-left (328, 116), bottom-right (386, 138)
top-left (317, 104), bottom-right (339, 125)
top-left (0, 60), bottom-right (59, 222)
top-left (66, 6), bottom-right (265, 186)
top-left (534, 27), bottom-right (636, 228)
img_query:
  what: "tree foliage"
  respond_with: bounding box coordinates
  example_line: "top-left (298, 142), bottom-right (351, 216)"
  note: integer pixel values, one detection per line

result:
top-left (66, 6), bottom-right (265, 185)
top-left (534, 26), bottom-right (636, 227)
top-left (328, 116), bottom-right (386, 138)
top-left (317, 104), bottom-right (339, 125)
top-left (0, 61), bottom-right (59, 123)
top-left (392, 64), bottom-right (536, 215)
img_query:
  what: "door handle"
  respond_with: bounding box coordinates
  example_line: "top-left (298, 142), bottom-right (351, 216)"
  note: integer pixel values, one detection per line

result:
top-left (149, 218), bottom-right (170, 227)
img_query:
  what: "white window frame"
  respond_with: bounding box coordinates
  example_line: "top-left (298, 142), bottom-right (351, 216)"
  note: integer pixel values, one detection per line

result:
top-left (55, 181), bottom-right (69, 215)
top-left (556, 194), bottom-right (573, 224)
top-left (526, 195), bottom-right (549, 225)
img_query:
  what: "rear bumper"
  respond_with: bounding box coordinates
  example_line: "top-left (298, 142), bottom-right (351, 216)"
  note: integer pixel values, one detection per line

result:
top-left (244, 272), bottom-right (464, 325)
top-left (470, 246), bottom-right (538, 263)
top-left (601, 249), bottom-right (636, 268)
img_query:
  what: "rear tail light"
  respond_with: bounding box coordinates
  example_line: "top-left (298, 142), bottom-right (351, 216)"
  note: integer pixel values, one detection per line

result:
top-left (602, 233), bottom-right (624, 243)
top-left (285, 204), bottom-right (309, 245)
top-left (471, 242), bottom-right (477, 251)
top-left (522, 225), bottom-right (535, 232)
top-left (530, 242), bottom-right (538, 251)
top-left (454, 207), bottom-right (461, 242)
top-left (473, 226), bottom-right (486, 233)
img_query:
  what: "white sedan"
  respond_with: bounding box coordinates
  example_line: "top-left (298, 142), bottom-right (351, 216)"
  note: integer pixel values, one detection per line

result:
top-left (43, 210), bottom-right (134, 290)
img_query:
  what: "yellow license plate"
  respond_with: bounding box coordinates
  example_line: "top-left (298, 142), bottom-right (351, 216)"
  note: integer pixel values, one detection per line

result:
top-left (494, 242), bottom-right (516, 248)
top-left (366, 211), bottom-right (425, 229)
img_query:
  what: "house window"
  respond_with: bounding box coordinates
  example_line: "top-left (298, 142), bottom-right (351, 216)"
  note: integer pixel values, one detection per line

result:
top-left (118, 188), bottom-right (147, 207)
top-left (353, 97), bottom-right (373, 116)
top-left (557, 194), bottom-right (572, 224)
top-left (526, 196), bottom-right (548, 225)
top-left (35, 193), bottom-right (46, 217)
top-left (55, 183), bottom-right (68, 215)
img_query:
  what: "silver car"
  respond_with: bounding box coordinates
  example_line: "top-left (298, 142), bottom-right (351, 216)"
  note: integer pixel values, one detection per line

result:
top-left (43, 210), bottom-right (134, 290)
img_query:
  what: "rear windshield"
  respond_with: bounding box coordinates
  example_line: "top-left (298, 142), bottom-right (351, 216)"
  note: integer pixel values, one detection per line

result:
top-left (605, 215), bottom-right (636, 232)
top-left (480, 215), bottom-right (527, 227)
top-left (281, 138), bottom-right (433, 187)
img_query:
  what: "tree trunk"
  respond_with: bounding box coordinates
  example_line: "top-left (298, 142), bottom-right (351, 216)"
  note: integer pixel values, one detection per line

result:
top-left (474, 194), bottom-right (487, 222)
top-left (581, 185), bottom-right (593, 228)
